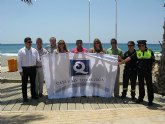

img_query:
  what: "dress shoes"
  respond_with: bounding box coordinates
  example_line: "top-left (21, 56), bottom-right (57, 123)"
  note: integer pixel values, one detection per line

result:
top-left (136, 99), bottom-right (143, 104)
top-left (148, 102), bottom-right (153, 106)
top-left (23, 98), bottom-right (29, 102)
top-left (31, 96), bottom-right (39, 100)
top-left (39, 93), bottom-right (44, 97)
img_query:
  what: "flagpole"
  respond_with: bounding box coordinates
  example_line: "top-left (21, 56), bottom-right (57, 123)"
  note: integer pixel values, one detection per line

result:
top-left (89, 0), bottom-right (91, 49)
top-left (115, 0), bottom-right (117, 40)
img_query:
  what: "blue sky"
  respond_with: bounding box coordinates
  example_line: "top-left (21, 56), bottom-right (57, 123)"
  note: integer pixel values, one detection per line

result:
top-left (0, 0), bottom-right (164, 44)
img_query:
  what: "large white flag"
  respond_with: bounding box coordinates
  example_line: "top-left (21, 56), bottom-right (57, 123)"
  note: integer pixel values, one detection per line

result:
top-left (42, 53), bottom-right (118, 99)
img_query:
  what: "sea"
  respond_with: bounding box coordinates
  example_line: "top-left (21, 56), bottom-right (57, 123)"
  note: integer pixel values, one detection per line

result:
top-left (0, 43), bottom-right (162, 56)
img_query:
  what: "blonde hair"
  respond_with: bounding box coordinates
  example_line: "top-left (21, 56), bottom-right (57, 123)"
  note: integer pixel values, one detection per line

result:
top-left (93, 38), bottom-right (104, 53)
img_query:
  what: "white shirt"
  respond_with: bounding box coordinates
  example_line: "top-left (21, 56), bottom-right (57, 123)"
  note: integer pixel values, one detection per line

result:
top-left (18, 47), bottom-right (40, 72)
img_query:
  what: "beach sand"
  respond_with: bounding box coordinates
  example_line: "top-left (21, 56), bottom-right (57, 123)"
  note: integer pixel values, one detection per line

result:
top-left (0, 55), bottom-right (18, 67)
top-left (0, 55), bottom-right (124, 81)
top-left (0, 55), bottom-right (20, 80)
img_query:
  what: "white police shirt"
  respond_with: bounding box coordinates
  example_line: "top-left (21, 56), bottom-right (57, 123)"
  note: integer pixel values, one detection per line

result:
top-left (18, 47), bottom-right (40, 72)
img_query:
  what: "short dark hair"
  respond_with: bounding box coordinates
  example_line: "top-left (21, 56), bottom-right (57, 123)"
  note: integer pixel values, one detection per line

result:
top-left (24, 37), bottom-right (31, 43)
top-left (127, 41), bottom-right (135, 46)
top-left (76, 40), bottom-right (83, 44)
top-left (36, 38), bottom-right (42, 43)
top-left (111, 38), bottom-right (117, 44)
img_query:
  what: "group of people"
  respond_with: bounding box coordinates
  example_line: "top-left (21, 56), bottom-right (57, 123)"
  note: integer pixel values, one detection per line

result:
top-left (18, 36), bottom-right (155, 106)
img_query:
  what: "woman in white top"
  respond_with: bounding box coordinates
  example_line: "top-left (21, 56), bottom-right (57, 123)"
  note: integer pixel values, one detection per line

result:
top-left (54, 40), bottom-right (69, 53)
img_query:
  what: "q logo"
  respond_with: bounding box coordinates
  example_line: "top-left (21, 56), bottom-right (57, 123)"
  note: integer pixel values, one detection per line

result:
top-left (70, 60), bottom-right (90, 76)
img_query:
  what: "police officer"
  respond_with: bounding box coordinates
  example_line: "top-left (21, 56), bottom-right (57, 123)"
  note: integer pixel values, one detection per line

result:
top-left (119, 40), bottom-right (155, 106)
top-left (121, 41), bottom-right (137, 100)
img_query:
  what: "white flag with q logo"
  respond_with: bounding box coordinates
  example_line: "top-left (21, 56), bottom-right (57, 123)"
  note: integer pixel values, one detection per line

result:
top-left (42, 53), bottom-right (118, 99)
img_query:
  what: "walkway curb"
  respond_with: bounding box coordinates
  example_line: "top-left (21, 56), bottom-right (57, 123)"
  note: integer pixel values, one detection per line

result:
top-left (1, 79), bottom-right (21, 83)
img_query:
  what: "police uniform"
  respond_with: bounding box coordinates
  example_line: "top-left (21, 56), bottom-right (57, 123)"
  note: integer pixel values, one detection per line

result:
top-left (130, 40), bottom-right (155, 106)
top-left (121, 49), bottom-right (137, 99)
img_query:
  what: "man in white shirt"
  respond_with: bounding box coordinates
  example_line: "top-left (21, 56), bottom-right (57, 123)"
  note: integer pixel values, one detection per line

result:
top-left (35, 38), bottom-right (48, 97)
top-left (18, 37), bottom-right (40, 102)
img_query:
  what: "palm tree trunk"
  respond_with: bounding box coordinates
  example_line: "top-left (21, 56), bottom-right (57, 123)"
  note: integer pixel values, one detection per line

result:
top-left (154, 19), bottom-right (165, 95)
top-left (157, 20), bottom-right (165, 94)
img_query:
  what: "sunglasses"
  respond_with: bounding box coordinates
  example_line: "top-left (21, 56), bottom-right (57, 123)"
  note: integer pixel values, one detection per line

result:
top-left (111, 42), bottom-right (117, 44)
top-left (128, 45), bottom-right (134, 46)
top-left (27, 41), bottom-right (32, 43)
top-left (138, 44), bottom-right (144, 47)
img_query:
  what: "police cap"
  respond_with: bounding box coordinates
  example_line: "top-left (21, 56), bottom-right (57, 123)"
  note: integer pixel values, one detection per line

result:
top-left (137, 40), bottom-right (147, 45)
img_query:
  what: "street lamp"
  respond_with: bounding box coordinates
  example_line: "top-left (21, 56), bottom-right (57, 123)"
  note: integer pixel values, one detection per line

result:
top-left (115, 0), bottom-right (118, 40)
top-left (89, 0), bottom-right (91, 49)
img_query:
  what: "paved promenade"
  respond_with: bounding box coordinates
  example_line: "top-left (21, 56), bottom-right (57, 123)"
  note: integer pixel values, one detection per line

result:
top-left (1, 108), bottom-right (165, 124)
top-left (1, 82), bottom-right (165, 124)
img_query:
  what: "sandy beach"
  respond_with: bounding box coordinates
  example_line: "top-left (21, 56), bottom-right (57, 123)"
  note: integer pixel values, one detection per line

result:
top-left (0, 55), bottom-right (124, 82)
top-left (0, 55), bottom-right (18, 67)
top-left (0, 55), bottom-right (20, 80)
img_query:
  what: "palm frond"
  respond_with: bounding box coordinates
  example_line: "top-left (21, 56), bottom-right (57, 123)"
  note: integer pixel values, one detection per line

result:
top-left (21, 0), bottom-right (32, 4)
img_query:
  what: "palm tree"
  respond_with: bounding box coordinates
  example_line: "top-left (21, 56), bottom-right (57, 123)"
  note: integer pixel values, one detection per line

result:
top-left (154, 4), bottom-right (165, 95)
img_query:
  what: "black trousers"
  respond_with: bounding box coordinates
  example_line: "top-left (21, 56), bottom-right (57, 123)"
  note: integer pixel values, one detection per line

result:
top-left (22, 67), bottom-right (37, 99)
top-left (122, 68), bottom-right (137, 97)
top-left (138, 69), bottom-right (154, 102)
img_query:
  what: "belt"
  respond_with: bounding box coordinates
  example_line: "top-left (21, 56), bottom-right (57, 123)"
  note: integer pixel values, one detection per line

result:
top-left (36, 66), bottom-right (42, 68)
top-left (22, 66), bottom-right (36, 69)
top-left (125, 67), bottom-right (137, 71)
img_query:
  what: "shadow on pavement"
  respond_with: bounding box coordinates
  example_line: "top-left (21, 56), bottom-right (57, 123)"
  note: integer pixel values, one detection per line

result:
top-left (1, 114), bottom-right (45, 124)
